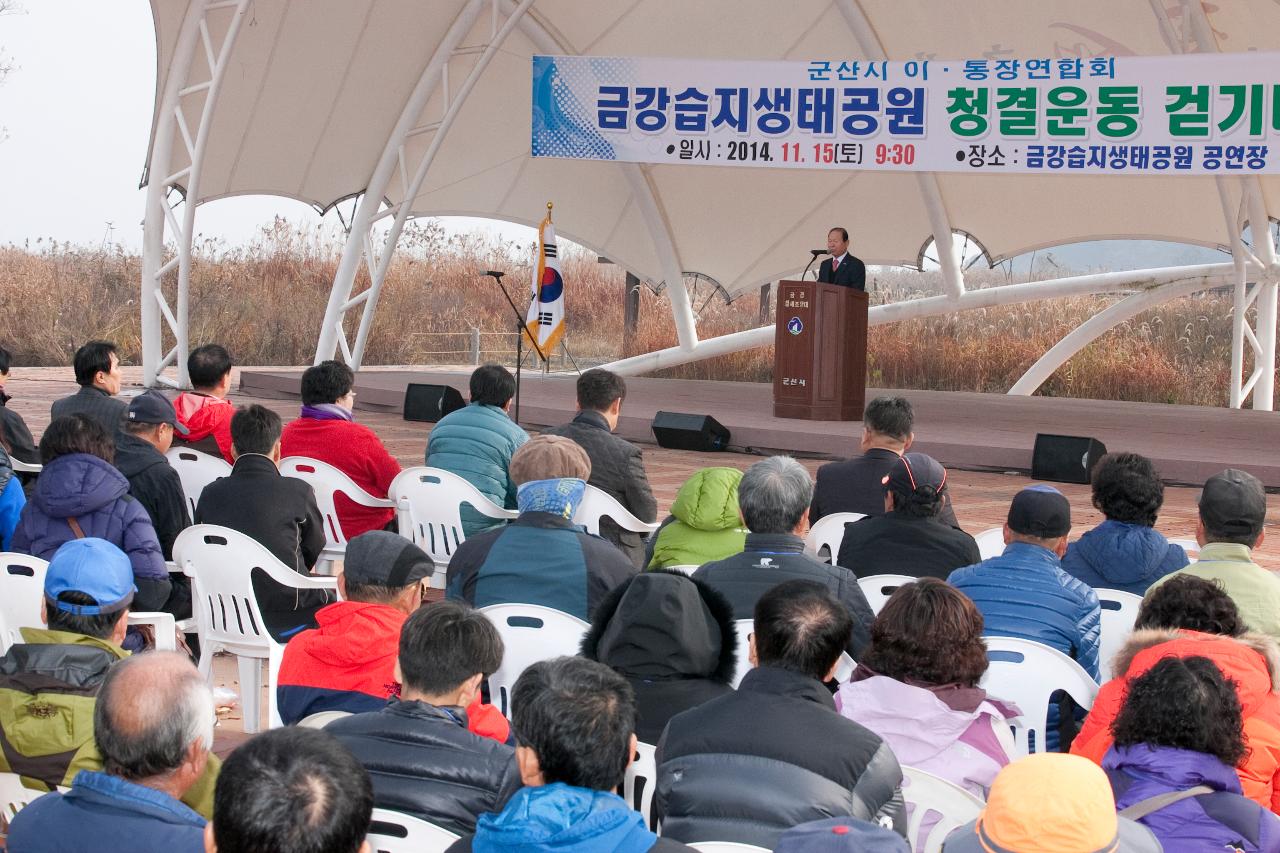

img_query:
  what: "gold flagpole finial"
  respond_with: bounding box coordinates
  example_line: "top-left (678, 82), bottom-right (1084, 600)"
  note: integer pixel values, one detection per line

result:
top-left (546, 201), bottom-right (553, 210)
top-left (546, 201), bottom-right (554, 220)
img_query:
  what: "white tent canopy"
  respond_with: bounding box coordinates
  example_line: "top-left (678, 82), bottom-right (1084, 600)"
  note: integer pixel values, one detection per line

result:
top-left (142, 0), bottom-right (1280, 408)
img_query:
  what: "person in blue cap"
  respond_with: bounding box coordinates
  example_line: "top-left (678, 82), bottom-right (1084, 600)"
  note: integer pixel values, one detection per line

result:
top-left (0, 538), bottom-right (218, 816)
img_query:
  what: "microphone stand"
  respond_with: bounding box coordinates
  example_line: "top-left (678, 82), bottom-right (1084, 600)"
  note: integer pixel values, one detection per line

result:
top-left (483, 270), bottom-right (545, 425)
top-left (802, 250), bottom-right (826, 281)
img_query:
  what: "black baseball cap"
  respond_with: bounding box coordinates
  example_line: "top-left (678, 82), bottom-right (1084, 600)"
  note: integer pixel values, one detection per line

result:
top-left (1199, 468), bottom-right (1266, 538)
top-left (881, 452), bottom-right (947, 496)
top-left (1007, 484), bottom-right (1072, 538)
top-left (126, 390), bottom-right (189, 434)
top-left (342, 531), bottom-right (434, 588)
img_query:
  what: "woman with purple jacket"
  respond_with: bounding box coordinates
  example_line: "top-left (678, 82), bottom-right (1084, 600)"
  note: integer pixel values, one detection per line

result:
top-left (1105, 656), bottom-right (1280, 852)
top-left (835, 578), bottom-right (1017, 798)
top-left (10, 414), bottom-right (170, 611)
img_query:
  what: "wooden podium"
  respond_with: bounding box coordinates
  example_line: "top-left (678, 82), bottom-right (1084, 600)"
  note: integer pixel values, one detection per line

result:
top-left (772, 280), bottom-right (868, 420)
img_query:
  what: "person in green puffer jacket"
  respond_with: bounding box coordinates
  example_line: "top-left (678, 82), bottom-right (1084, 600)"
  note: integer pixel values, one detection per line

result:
top-left (647, 467), bottom-right (748, 570)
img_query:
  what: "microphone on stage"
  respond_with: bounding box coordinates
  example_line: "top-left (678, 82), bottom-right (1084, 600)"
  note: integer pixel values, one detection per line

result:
top-left (802, 249), bottom-right (828, 281)
top-left (482, 270), bottom-right (505, 280)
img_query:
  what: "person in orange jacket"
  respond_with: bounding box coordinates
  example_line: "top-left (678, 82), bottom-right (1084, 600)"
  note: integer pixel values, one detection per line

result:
top-left (1071, 574), bottom-right (1280, 812)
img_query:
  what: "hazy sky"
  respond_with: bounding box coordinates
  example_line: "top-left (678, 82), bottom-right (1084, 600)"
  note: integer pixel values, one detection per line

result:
top-left (0, 1), bottom-right (529, 250)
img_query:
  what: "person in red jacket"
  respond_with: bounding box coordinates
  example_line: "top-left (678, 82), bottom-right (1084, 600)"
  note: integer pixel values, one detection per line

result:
top-left (276, 530), bottom-right (509, 742)
top-left (173, 344), bottom-right (236, 463)
top-left (280, 360), bottom-right (400, 539)
top-left (1071, 574), bottom-right (1280, 813)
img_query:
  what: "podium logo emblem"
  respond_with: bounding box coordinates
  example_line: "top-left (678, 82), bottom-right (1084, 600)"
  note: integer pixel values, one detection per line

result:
top-left (787, 317), bottom-right (804, 336)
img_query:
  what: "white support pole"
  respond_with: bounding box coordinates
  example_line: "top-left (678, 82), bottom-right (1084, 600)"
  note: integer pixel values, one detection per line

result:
top-left (140, 0), bottom-right (249, 388)
top-left (602, 262), bottom-right (1240, 376)
top-left (1218, 179), bottom-right (1250, 408)
top-left (348, 0), bottom-right (537, 368)
top-left (1007, 277), bottom-right (1228, 395)
top-left (835, 0), bottom-right (964, 299)
top-left (315, 0), bottom-right (487, 366)
top-left (1245, 184), bottom-right (1278, 410)
top-left (506, 5), bottom-right (699, 351)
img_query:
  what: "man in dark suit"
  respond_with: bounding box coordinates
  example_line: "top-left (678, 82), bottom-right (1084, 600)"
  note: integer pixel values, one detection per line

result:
top-left (810, 396), bottom-right (959, 528)
top-left (50, 340), bottom-right (128, 436)
top-left (544, 368), bottom-right (657, 568)
top-left (817, 227), bottom-right (866, 290)
top-left (196, 403), bottom-right (332, 641)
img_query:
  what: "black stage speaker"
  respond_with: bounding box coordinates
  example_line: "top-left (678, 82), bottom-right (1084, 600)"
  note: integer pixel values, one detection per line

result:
top-left (651, 411), bottom-right (730, 452)
top-left (1032, 433), bottom-right (1108, 484)
top-left (404, 383), bottom-right (465, 423)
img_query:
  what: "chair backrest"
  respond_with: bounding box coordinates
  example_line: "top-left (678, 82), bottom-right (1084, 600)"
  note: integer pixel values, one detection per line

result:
top-left (165, 448), bottom-right (232, 518)
top-left (689, 844), bottom-right (772, 852)
top-left (0, 771), bottom-right (46, 822)
top-left (623, 740), bottom-right (658, 830)
top-left (479, 604), bottom-right (589, 716)
top-left (856, 574), bottom-right (918, 616)
top-left (974, 527), bottom-right (1005, 561)
top-left (666, 564), bottom-right (700, 576)
top-left (572, 484), bottom-right (660, 536)
top-left (297, 710), bottom-right (353, 729)
top-left (174, 525), bottom-right (325, 658)
top-left (1095, 588), bottom-right (1143, 682)
top-left (389, 467), bottom-right (517, 566)
top-left (366, 808), bottom-right (460, 853)
top-left (10, 459), bottom-right (41, 475)
top-left (1167, 537), bottom-right (1200, 561)
top-left (804, 512), bottom-right (865, 563)
top-left (279, 456), bottom-right (393, 547)
top-left (0, 553), bottom-right (48, 654)
top-left (901, 765), bottom-right (985, 853)
top-left (980, 636), bottom-right (1099, 757)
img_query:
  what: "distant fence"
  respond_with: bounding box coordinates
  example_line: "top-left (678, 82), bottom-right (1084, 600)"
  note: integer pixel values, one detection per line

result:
top-left (406, 328), bottom-right (595, 370)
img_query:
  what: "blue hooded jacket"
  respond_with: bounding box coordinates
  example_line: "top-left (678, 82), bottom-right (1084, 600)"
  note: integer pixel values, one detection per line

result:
top-left (1105, 744), bottom-right (1280, 852)
top-left (471, 783), bottom-right (657, 853)
top-left (10, 453), bottom-right (167, 584)
top-left (1062, 520), bottom-right (1188, 595)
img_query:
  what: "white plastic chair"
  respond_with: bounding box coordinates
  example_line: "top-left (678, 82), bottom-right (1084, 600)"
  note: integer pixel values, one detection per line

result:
top-left (390, 467), bottom-right (517, 587)
top-left (9, 459), bottom-right (41, 475)
top-left (280, 456), bottom-right (394, 571)
top-left (856, 574), bottom-right (917, 616)
top-left (480, 603), bottom-right (589, 716)
top-left (1095, 588), bottom-right (1143, 682)
top-left (0, 771), bottom-right (49, 822)
top-left (573, 484), bottom-right (659, 537)
top-left (689, 844), bottom-right (772, 852)
top-left (128, 611), bottom-right (177, 652)
top-left (901, 765), bottom-right (985, 853)
top-left (174, 524), bottom-right (337, 733)
top-left (624, 740), bottom-right (658, 830)
top-left (1168, 537), bottom-right (1200, 561)
top-left (297, 710), bottom-right (353, 729)
top-left (974, 527), bottom-right (1006, 561)
top-left (666, 564), bottom-right (700, 576)
top-left (979, 636), bottom-right (1099, 757)
top-left (730, 619), bottom-right (852, 687)
top-left (0, 553), bottom-right (48, 654)
top-left (366, 807), bottom-right (460, 853)
top-left (165, 448), bottom-right (231, 519)
top-left (805, 512), bottom-right (865, 564)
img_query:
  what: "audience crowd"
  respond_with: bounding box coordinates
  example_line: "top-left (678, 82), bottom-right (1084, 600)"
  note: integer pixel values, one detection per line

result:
top-left (0, 348), bottom-right (1277, 852)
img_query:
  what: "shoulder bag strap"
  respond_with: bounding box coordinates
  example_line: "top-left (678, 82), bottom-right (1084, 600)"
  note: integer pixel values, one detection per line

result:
top-left (66, 517), bottom-right (87, 539)
top-left (1119, 785), bottom-right (1215, 821)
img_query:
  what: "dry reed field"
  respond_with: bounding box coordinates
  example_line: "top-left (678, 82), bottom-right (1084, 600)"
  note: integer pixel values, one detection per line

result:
top-left (0, 219), bottom-right (1265, 407)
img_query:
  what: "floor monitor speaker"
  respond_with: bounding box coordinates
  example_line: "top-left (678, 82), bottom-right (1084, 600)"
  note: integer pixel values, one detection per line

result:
top-left (1031, 433), bottom-right (1107, 484)
top-left (404, 383), bottom-right (466, 423)
top-left (651, 411), bottom-right (730, 452)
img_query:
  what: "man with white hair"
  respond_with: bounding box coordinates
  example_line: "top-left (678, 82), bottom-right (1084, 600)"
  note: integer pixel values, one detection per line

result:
top-left (8, 651), bottom-right (215, 852)
top-left (693, 455), bottom-right (875, 657)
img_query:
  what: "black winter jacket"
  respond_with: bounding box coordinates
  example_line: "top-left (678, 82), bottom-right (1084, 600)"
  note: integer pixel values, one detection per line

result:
top-left (692, 533), bottom-right (875, 658)
top-left (194, 454), bottom-right (331, 638)
top-left (0, 389), bottom-right (37, 468)
top-left (810, 448), bottom-right (959, 528)
top-left (544, 411), bottom-right (658, 568)
top-left (837, 510), bottom-right (980, 581)
top-left (655, 666), bottom-right (905, 849)
top-left (113, 431), bottom-right (191, 560)
top-left (581, 569), bottom-right (736, 744)
top-left (327, 699), bottom-right (521, 836)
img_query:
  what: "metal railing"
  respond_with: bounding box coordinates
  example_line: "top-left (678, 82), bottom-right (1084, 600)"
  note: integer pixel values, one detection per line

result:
top-left (406, 328), bottom-right (587, 370)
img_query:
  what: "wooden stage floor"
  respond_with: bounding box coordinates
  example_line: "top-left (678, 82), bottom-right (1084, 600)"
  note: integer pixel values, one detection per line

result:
top-left (241, 367), bottom-right (1280, 489)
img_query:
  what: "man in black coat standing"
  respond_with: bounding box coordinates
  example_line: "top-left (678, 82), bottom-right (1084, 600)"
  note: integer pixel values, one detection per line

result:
top-left (544, 369), bottom-right (657, 567)
top-left (817, 227), bottom-right (866, 290)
